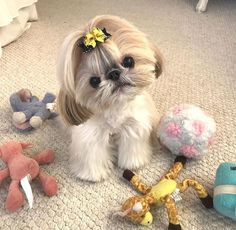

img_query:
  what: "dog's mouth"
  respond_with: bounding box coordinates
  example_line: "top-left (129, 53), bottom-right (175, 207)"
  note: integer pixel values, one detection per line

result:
top-left (112, 82), bottom-right (134, 94)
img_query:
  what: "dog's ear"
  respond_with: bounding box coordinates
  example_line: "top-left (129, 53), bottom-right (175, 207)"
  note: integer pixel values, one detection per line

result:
top-left (57, 31), bottom-right (92, 125)
top-left (57, 90), bottom-right (92, 126)
top-left (57, 31), bottom-right (83, 95)
top-left (149, 41), bottom-right (163, 78)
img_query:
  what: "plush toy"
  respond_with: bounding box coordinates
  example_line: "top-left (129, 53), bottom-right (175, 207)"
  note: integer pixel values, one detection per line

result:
top-left (0, 141), bottom-right (58, 212)
top-left (213, 162), bottom-right (236, 220)
top-left (114, 156), bottom-right (213, 230)
top-left (10, 89), bottom-right (58, 131)
top-left (158, 104), bottom-right (216, 158)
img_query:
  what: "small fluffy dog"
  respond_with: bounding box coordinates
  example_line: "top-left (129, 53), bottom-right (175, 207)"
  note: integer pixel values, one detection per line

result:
top-left (57, 15), bottom-right (163, 182)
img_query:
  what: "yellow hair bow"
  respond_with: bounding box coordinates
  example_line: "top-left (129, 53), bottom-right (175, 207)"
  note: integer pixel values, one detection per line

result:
top-left (79, 27), bottom-right (111, 53)
top-left (84, 28), bottom-right (105, 48)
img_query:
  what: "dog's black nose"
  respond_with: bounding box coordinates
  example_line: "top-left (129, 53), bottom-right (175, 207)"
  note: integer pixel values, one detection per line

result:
top-left (107, 69), bottom-right (121, 81)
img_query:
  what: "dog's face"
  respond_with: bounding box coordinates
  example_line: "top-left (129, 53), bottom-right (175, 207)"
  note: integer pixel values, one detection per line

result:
top-left (57, 15), bottom-right (163, 125)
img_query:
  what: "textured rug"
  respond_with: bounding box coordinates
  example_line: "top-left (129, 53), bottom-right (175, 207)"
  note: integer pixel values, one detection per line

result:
top-left (0, 0), bottom-right (236, 229)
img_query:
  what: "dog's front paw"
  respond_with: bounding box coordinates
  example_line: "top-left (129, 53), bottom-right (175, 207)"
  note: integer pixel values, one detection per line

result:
top-left (118, 153), bottom-right (150, 170)
top-left (70, 160), bottom-right (113, 182)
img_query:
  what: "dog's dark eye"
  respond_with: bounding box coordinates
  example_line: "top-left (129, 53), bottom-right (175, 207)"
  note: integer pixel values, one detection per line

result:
top-left (122, 56), bottom-right (135, 68)
top-left (89, 76), bottom-right (101, 88)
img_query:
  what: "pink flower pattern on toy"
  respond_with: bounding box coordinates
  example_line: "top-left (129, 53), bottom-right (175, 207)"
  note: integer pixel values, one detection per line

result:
top-left (180, 145), bottom-right (198, 157)
top-left (165, 122), bottom-right (181, 138)
top-left (159, 104), bottom-right (216, 158)
top-left (192, 120), bottom-right (205, 136)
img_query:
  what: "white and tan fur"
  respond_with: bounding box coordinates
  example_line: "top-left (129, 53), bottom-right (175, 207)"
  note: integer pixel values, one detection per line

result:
top-left (57, 15), bottom-right (163, 182)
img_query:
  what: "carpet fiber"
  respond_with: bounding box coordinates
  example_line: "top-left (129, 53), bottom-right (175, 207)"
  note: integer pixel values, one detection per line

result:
top-left (0, 0), bottom-right (236, 229)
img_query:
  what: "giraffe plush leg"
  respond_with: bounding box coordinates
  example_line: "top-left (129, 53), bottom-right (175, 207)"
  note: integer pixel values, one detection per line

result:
top-left (123, 169), bottom-right (151, 194)
top-left (178, 179), bottom-right (213, 208)
top-left (162, 156), bottom-right (187, 180)
top-left (162, 195), bottom-right (181, 230)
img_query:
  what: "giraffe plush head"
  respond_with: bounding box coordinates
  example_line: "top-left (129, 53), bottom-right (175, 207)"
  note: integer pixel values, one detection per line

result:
top-left (118, 195), bottom-right (154, 226)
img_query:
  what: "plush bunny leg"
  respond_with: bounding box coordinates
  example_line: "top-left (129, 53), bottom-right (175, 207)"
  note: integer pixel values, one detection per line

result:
top-left (12, 110), bottom-right (33, 124)
top-left (32, 149), bottom-right (55, 165)
top-left (162, 195), bottom-right (181, 230)
top-left (0, 168), bottom-right (10, 185)
top-left (30, 109), bottom-right (50, 128)
top-left (38, 169), bottom-right (57, 197)
top-left (178, 179), bottom-right (213, 209)
top-left (29, 116), bottom-right (43, 128)
top-left (6, 180), bottom-right (25, 212)
top-left (123, 170), bottom-right (151, 194)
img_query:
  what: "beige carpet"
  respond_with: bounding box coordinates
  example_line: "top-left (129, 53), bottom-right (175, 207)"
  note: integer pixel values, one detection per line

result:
top-left (0, 0), bottom-right (236, 229)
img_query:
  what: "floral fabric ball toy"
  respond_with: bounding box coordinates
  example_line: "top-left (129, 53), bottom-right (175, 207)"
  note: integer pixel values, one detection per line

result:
top-left (158, 104), bottom-right (216, 158)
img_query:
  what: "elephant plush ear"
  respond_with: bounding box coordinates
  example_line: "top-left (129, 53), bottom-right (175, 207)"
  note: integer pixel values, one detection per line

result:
top-left (21, 143), bottom-right (32, 149)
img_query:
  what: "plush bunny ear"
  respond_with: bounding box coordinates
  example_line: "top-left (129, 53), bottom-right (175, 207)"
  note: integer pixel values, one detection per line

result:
top-left (21, 143), bottom-right (32, 149)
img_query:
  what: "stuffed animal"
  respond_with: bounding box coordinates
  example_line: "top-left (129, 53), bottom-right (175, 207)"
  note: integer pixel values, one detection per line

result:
top-left (10, 89), bottom-right (58, 131)
top-left (158, 104), bottom-right (216, 158)
top-left (213, 162), bottom-right (236, 220)
top-left (0, 141), bottom-right (58, 212)
top-left (114, 156), bottom-right (213, 230)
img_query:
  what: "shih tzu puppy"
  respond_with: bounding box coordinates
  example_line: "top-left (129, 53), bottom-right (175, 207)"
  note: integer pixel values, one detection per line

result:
top-left (57, 15), bottom-right (163, 182)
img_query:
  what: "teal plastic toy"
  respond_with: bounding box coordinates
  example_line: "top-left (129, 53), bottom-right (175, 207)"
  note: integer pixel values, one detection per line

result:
top-left (213, 162), bottom-right (236, 220)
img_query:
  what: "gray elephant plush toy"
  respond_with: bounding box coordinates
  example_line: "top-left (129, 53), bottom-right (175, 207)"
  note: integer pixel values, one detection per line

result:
top-left (10, 89), bottom-right (58, 131)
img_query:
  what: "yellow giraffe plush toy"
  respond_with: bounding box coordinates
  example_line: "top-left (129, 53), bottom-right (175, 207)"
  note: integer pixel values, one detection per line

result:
top-left (115, 156), bottom-right (213, 230)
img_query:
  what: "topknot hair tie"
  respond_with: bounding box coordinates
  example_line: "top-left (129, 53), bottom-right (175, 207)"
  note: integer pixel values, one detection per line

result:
top-left (78, 27), bottom-right (111, 53)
